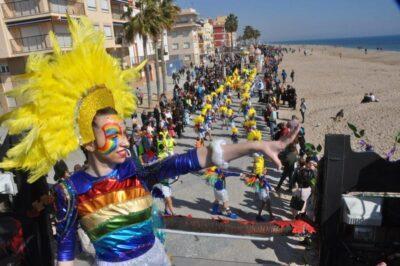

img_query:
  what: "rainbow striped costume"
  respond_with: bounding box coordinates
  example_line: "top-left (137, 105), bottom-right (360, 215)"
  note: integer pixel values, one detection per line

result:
top-left (53, 149), bottom-right (201, 263)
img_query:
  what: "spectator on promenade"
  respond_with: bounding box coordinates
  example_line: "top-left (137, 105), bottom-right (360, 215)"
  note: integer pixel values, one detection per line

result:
top-left (290, 157), bottom-right (317, 217)
top-left (300, 98), bottom-right (307, 123)
top-left (276, 144), bottom-right (299, 192)
top-left (136, 87), bottom-right (143, 105)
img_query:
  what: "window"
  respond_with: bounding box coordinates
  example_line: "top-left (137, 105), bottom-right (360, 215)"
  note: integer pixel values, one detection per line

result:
top-left (0, 64), bottom-right (9, 73)
top-left (87, 0), bottom-right (97, 10)
top-left (93, 24), bottom-right (100, 31)
top-left (103, 25), bottom-right (112, 39)
top-left (183, 42), bottom-right (190, 49)
top-left (101, 0), bottom-right (109, 11)
top-left (172, 43), bottom-right (179, 50)
top-left (184, 55), bottom-right (191, 61)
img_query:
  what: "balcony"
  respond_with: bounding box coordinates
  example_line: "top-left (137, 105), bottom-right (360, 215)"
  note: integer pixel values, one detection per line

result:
top-left (10, 33), bottom-right (71, 54)
top-left (111, 4), bottom-right (126, 21)
top-left (1, 0), bottom-right (85, 20)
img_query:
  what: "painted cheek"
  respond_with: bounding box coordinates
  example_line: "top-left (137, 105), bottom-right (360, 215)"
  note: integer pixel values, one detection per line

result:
top-left (98, 137), bottom-right (119, 155)
top-left (97, 123), bottom-right (122, 155)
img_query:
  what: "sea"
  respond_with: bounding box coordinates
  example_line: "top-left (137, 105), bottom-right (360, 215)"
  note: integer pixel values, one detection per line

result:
top-left (274, 35), bottom-right (400, 52)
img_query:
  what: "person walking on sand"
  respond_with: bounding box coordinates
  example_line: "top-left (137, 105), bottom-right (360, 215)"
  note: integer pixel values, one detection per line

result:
top-left (300, 98), bottom-right (307, 123)
top-left (290, 70), bottom-right (295, 82)
top-left (281, 69), bottom-right (287, 83)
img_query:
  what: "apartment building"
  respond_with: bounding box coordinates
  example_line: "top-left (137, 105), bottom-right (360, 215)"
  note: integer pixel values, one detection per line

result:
top-left (212, 16), bottom-right (226, 50)
top-left (0, 0), bottom-right (161, 113)
top-left (198, 18), bottom-right (214, 60)
top-left (212, 15), bottom-right (236, 51)
top-left (167, 8), bottom-right (200, 67)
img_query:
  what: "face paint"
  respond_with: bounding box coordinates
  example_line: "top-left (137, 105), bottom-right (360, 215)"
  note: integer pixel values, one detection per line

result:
top-left (97, 122), bottom-right (122, 155)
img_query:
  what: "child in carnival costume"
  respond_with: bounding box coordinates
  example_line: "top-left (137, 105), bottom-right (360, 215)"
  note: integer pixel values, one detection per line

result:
top-left (203, 167), bottom-right (240, 219)
top-left (183, 108), bottom-right (190, 126)
top-left (243, 168), bottom-right (274, 222)
top-left (247, 107), bottom-right (256, 121)
top-left (218, 105), bottom-right (228, 130)
top-left (231, 126), bottom-right (239, 144)
top-left (226, 108), bottom-right (236, 128)
top-left (155, 132), bottom-right (177, 216)
top-left (193, 115), bottom-right (206, 141)
top-left (0, 18), bottom-right (299, 265)
top-left (243, 120), bottom-right (257, 133)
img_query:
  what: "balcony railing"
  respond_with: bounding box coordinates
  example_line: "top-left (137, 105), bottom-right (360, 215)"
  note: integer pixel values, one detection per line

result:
top-left (1, 0), bottom-right (42, 18)
top-left (111, 5), bottom-right (126, 20)
top-left (10, 33), bottom-right (71, 54)
top-left (1, 0), bottom-right (85, 19)
top-left (50, 0), bottom-right (84, 15)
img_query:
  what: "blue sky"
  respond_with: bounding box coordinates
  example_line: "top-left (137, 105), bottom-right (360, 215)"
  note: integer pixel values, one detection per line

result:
top-left (176, 0), bottom-right (400, 42)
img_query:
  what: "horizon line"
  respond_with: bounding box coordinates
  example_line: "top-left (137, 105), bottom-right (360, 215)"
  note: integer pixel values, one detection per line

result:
top-left (268, 33), bottom-right (400, 43)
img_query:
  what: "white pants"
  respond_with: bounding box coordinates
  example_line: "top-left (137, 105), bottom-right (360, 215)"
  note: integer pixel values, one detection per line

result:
top-left (294, 187), bottom-right (312, 213)
top-left (96, 238), bottom-right (170, 266)
top-left (258, 188), bottom-right (270, 202)
top-left (214, 188), bottom-right (229, 203)
top-left (155, 184), bottom-right (172, 198)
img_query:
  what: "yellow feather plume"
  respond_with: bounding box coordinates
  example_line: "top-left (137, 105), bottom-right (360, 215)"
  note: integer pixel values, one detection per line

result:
top-left (248, 107), bottom-right (256, 118)
top-left (243, 119), bottom-right (256, 129)
top-left (193, 115), bottom-right (204, 125)
top-left (231, 126), bottom-right (238, 135)
top-left (0, 17), bottom-right (144, 183)
top-left (216, 85), bottom-right (225, 94)
top-left (253, 155), bottom-right (265, 175)
top-left (219, 106), bottom-right (228, 114)
top-left (247, 129), bottom-right (262, 141)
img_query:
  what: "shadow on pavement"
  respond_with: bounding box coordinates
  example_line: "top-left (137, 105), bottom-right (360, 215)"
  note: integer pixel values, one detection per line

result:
top-left (252, 237), bottom-right (306, 265)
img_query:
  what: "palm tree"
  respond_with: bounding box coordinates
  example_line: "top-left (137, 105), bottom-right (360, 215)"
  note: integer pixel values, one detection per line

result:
top-left (252, 29), bottom-right (261, 45)
top-left (157, 0), bottom-right (180, 94)
top-left (243, 25), bottom-right (254, 46)
top-left (123, 0), bottom-right (163, 107)
top-left (224, 14), bottom-right (238, 58)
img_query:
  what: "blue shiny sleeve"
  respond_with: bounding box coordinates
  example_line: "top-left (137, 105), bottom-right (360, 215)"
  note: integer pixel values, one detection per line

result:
top-left (139, 148), bottom-right (201, 185)
top-left (53, 181), bottom-right (78, 261)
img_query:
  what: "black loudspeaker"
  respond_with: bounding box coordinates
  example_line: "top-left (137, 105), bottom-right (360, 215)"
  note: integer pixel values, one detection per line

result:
top-left (382, 198), bottom-right (400, 227)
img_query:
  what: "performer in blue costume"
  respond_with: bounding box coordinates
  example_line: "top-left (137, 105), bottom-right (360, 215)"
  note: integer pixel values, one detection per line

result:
top-left (0, 18), bottom-right (299, 265)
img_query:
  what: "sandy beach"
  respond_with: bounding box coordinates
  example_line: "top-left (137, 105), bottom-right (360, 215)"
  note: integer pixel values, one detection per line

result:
top-left (278, 45), bottom-right (400, 159)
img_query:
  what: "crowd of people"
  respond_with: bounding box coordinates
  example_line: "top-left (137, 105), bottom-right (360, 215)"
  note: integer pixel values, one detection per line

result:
top-left (127, 46), bottom-right (319, 227)
top-left (48, 45), bottom-right (319, 262)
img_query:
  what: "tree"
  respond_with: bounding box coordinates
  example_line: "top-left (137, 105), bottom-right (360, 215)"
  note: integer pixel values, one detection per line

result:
top-left (243, 25), bottom-right (254, 45)
top-left (252, 29), bottom-right (260, 45)
top-left (157, 0), bottom-right (180, 94)
top-left (224, 13), bottom-right (238, 57)
top-left (123, 0), bottom-right (164, 107)
top-left (242, 26), bottom-right (260, 45)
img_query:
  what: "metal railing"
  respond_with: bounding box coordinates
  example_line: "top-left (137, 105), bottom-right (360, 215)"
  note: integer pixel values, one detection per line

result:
top-left (10, 33), bottom-right (71, 54)
top-left (1, 0), bottom-right (42, 18)
top-left (49, 0), bottom-right (85, 15)
top-left (1, 0), bottom-right (84, 19)
top-left (111, 5), bottom-right (126, 20)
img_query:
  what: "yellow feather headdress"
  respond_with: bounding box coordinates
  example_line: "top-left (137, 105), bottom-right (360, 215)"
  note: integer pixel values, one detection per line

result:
top-left (247, 129), bottom-right (262, 141)
top-left (253, 155), bottom-right (265, 175)
top-left (193, 115), bottom-right (204, 125)
top-left (247, 107), bottom-right (256, 118)
top-left (0, 17), bottom-right (145, 183)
